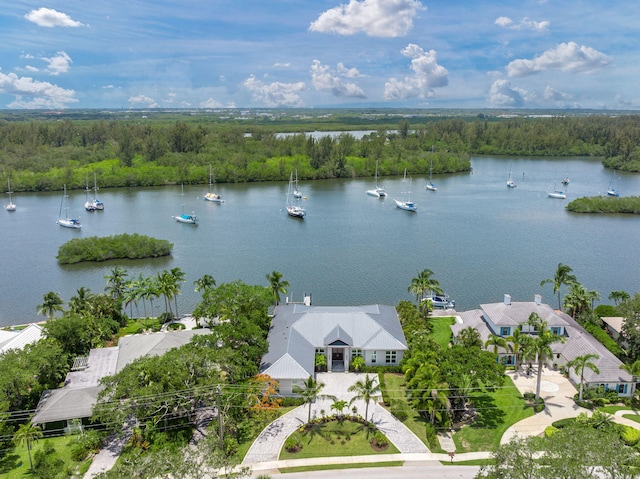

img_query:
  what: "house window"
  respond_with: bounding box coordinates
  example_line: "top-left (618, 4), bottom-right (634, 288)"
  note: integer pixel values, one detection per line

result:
top-left (500, 327), bottom-right (510, 336)
top-left (315, 348), bottom-right (325, 355)
top-left (551, 327), bottom-right (562, 336)
top-left (351, 349), bottom-right (362, 359)
top-left (385, 351), bottom-right (397, 364)
top-left (371, 351), bottom-right (377, 364)
top-left (618, 384), bottom-right (627, 394)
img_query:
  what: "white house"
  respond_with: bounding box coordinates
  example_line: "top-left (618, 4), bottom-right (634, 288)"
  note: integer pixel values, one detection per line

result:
top-left (260, 304), bottom-right (408, 395)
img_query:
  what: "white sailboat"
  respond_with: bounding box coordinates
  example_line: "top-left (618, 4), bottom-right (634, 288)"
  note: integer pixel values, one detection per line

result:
top-left (84, 175), bottom-right (95, 211)
top-left (425, 157), bottom-right (437, 191)
top-left (173, 184), bottom-right (198, 224)
top-left (286, 171), bottom-right (306, 218)
top-left (57, 184), bottom-right (81, 229)
top-left (90, 173), bottom-right (104, 210)
top-left (607, 171), bottom-right (620, 197)
top-left (394, 177), bottom-right (417, 212)
top-left (547, 176), bottom-right (567, 199)
top-left (204, 165), bottom-right (224, 203)
top-left (5, 178), bottom-right (16, 211)
top-left (366, 160), bottom-right (387, 197)
top-left (506, 164), bottom-right (516, 188)
top-left (293, 169), bottom-right (303, 199)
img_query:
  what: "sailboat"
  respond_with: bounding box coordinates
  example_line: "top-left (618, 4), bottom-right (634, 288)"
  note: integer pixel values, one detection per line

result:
top-left (506, 164), bottom-right (516, 188)
top-left (286, 171), bottom-right (306, 218)
top-left (394, 177), bottom-right (417, 212)
top-left (607, 171), bottom-right (620, 197)
top-left (204, 165), bottom-right (224, 203)
top-left (547, 175), bottom-right (567, 199)
top-left (425, 158), bottom-right (437, 191)
top-left (57, 184), bottom-right (81, 229)
top-left (173, 184), bottom-right (198, 224)
top-left (84, 176), bottom-right (95, 211)
top-left (90, 173), bottom-right (104, 210)
top-left (293, 169), bottom-right (303, 199)
top-left (402, 168), bottom-right (408, 182)
top-left (366, 160), bottom-right (387, 197)
top-left (5, 178), bottom-right (16, 211)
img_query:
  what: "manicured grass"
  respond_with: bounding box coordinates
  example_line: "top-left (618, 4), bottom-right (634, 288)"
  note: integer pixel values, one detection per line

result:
top-left (382, 373), bottom-right (442, 452)
top-left (599, 405), bottom-right (639, 414)
top-left (442, 458), bottom-right (494, 466)
top-left (430, 316), bottom-right (455, 348)
top-left (623, 414), bottom-right (640, 423)
top-left (279, 420), bottom-right (399, 460)
top-left (280, 461), bottom-right (403, 473)
top-left (119, 318), bottom-right (163, 336)
top-left (1, 435), bottom-right (92, 478)
top-left (453, 376), bottom-right (534, 452)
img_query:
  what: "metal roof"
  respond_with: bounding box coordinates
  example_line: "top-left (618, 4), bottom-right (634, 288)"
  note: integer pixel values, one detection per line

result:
top-left (0, 324), bottom-right (43, 353)
top-left (481, 301), bottom-right (569, 328)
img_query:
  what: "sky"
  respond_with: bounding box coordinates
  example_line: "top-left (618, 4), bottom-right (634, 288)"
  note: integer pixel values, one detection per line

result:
top-left (0, 0), bottom-right (638, 110)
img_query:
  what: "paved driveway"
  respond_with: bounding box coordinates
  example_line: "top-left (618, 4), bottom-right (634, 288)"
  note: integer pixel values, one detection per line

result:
top-left (242, 372), bottom-right (431, 465)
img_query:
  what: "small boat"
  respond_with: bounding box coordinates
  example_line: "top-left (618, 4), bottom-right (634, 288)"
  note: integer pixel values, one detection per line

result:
top-left (561, 176), bottom-right (570, 186)
top-left (506, 164), bottom-right (516, 188)
top-left (57, 184), bottom-right (81, 229)
top-left (84, 176), bottom-right (95, 211)
top-left (607, 171), bottom-right (620, 197)
top-left (90, 173), bottom-right (104, 210)
top-left (5, 178), bottom-right (16, 211)
top-left (293, 169), bottom-right (303, 199)
top-left (173, 184), bottom-right (198, 225)
top-left (422, 293), bottom-right (455, 309)
top-left (425, 156), bottom-right (437, 192)
top-left (286, 171), bottom-right (306, 218)
top-left (547, 190), bottom-right (567, 199)
top-left (394, 177), bottom-right (417, 212)
top-left (204, 165), bottom-right (224, 204)
top-left (366, 160), bottom-right (387, 197)
top-left (402, 168), bottom-right (408, 182)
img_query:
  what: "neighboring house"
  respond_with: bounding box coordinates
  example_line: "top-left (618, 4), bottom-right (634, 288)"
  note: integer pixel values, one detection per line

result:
top-left (451, 294), bottom-right (634, 397)
top-left (32, 328), bottom-right (211, 431)
top-left (0, 323), bottom-right (43, 354)
top-left (260, 303), bottom-right (407, 395)
top-left (601, 316), bottom-right (626, 344)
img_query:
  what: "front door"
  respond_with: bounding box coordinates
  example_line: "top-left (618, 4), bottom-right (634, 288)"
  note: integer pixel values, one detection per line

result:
top-left (332, 348), bottom-right (344, 371)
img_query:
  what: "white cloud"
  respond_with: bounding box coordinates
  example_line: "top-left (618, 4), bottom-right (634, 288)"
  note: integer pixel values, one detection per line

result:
top-left (0, 72), bottom-right (77, 109)
top-left (309, 0), bottom-right (424, 38)
top-left (383, 44), bottom-right (448, 101)
top-left (507, 42), bottom-right (611, 77)
top-left (128, 95), bottom-right (160, 108)
top-left (495, 16), bottom-right (549, 32)
top-left (43, 52), bottom-right (72, 76)
top-left (25, 66), bottom-right (39, 73)
top-left (310, 60), bottom-right (366, 98)
top-left (24, 8), bottom-right (84, 28)
top-left (488, 79), bottom-right (526, 107)
top-left (243, 75), bottom-right (305, 107)
top-left (273, 62), bottom-right (291, 68)
top-left (337, 63), bottom-right (361, 78)
top-left (542, 85), bottom-right (571, 102)
top-left (199, 98), bottom-right (224, 108)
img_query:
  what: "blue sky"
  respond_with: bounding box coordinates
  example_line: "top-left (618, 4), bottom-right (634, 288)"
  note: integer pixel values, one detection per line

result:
top-left (0, 0), bottom-right (637, 110)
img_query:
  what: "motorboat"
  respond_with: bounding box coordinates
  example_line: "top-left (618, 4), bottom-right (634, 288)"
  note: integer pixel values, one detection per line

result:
top-left (423, 294), bottom-right (455, 309)
top-left (548, 190), bottom-right (567, 199)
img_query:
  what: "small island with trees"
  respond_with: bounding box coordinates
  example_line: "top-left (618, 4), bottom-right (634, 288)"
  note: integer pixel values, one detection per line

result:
top-left (56, 233), bottom-right (173, 264)
top-left (566, 196), bottom-right (640, 214)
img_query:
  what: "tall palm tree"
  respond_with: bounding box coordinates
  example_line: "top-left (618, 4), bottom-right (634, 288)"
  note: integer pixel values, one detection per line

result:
top-left (170, 267), bottom-right (186, 317)
top-left (13, 422), bottom-right (43, 472)
top-left (540, 262), bottom-right (577, 311)
top-left (266, 271), bottom-right (289, 306)
top-left (292, 375), bottom-right (334, 423)
top-left (505, 328), bottom-right (529, 370)
top-left (68, 287), bottom-right (94, 315)
top-left (484, 334), bottom-right (508, 356)
top-left (567, 353), bottom-right (600, 401)
top-left (609, 290), bottom-right (630, 306)
top-left (620, 360), bottom-right (640, 382)
top-left (194, 274), bottom-right (216, 293)
top-left (407, 268), bottom-right (443, 303)
top-left (36, 291), bottom-right (64, 319)
top-left (525, 313), bottom-right (566, 400)
top-left (104, 266), bottom-right (129, 313)
top-left (563, 283), bottom-right (590, 319)
top-left (348, 374), bottom-right (382, 421)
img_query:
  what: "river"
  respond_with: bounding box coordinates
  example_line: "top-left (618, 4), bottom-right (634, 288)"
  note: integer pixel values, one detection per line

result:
top-left (1, 156), bottom-right (639, 328)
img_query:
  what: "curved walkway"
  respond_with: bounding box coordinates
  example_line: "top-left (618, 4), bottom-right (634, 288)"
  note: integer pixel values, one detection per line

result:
top-left (242, 372), bottom-right (431, 465)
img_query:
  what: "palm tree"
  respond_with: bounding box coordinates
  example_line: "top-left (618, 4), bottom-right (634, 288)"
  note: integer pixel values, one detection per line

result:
top-left (609, 290), bottom-right (630, 306)
top-left (505, 328), bottom-right (529, 370)
top-left (620, 360), bottom-right (640, 383)
top-left (407, 268), bottom-right (442, 303)
top-left (563, 283), bottom-right (591, 319)
top-left (68, 287), bottom-right (94, 315)
top-left (567, 353), bottom-right (600, 401)
top-left (36, 291), bottom-right (64, 319)
top-left (293, 376), bottom-right (334, 423)
top-left (525, 313), bottom-right (566, 400)
top-left (194, 274), bottom-right (216, 293)
top-left (484, 334), bottom-right (508, 356)
top-left (266, 271), bottom-right (289, 306)
top-left (456, 327), bottom-right (482, 348)
top-left (170, 267), bottom-right (186, 317)
top-left (330, 399), bottom-right (349, 418)
top-left (348, 374), bottom-right (382, 421)
top-left (540, 262), bottom-right (577, 311)
top-left (427, 387), bottom-right (451, 425)
top-left (13, 422), bottom-right (43, 472)
top-left (104, 266), bottom-right (129, 302)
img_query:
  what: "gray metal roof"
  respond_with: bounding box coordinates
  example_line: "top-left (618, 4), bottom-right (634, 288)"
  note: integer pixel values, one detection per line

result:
top-left (32, 386), bottom-right (102, 425)
top-left (0, 323), bottom-right (43, 353)
top-left (260, 304), bottom-right (407, 380)
top-left (481, 301), bottom-right (569, 328)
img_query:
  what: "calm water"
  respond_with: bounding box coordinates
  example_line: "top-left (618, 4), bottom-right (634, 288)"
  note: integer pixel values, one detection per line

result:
top-left (1, 156), bottom-right (639, 328)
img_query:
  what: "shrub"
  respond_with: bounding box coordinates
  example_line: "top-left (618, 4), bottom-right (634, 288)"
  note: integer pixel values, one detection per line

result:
top-left (315, 354), bottom-right (327, 372)
top-left (390, 399), bottom-right (410, 422)
top-left (424, 423), bottom-right (438, 449)
top-left (284, 436), bottom-right (302, 453)
top-left (619, 425), bottom-right (640, 446)
top-left (68, 429), bottom-right (103, 462)
top-left (371, 431), bottom-right (389, 448)
top-left (280, 396), bottom-right (305, 407)
top-left (544, 425), bottom-right (559, 437)
top-left (351, 356), bottom-right (365, 372)
top-left (552, 417), bottom-right (577, 428)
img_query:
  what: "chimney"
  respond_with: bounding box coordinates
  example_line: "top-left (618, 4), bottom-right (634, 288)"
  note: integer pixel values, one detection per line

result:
top-left (534, 294), bottom-right (542, 306)
top-left (504, 294), bottom-right (511, 305)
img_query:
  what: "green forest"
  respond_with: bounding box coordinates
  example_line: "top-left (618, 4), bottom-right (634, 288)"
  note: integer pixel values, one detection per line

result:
top-left (2, 110), bottom-right (640, 193)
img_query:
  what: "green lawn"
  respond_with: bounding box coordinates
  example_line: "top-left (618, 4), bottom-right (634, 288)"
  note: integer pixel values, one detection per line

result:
top-left (280, 461), bottom-right (403, 473)
top-left (599, 405), bottom-right (639, 415)
top-left (452, 375), bottom-right (534, 452)
top-left (623, 414), bottom-right (640, 424)
top-left (279, 420), bottom-right (399, 460)
top-left (430, 316), bottom-right (455, 348)
top-left (0, 435), bottom-right (92, 478)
